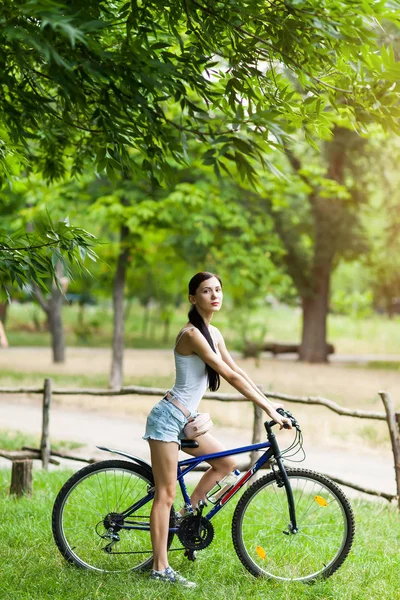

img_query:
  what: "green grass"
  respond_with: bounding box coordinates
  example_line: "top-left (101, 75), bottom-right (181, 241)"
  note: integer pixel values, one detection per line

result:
top-left (356, 361), bottom-right (400, 371)
top-left (0, 370), bottom-right (109, 388)
top-left (0, 429), bottom-right (83, 453)
top-left (5, 301), bottom-right (175, 350)
top-left (6, 300), bottom-right (400, 355)
top-left (0, 468), bottom-right (398, 600)
top-left (0, 369), bottom-right (173, 390)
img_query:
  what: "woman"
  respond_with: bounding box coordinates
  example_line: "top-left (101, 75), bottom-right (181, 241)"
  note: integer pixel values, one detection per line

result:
top-left (143, 272), bottom-right (292, 588)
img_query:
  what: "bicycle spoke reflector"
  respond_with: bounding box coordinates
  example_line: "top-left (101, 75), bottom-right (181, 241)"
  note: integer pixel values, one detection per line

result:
top-left (314, 495), bottom-right (328, 507)
top-left (256, 546), bottom-right (267, 560)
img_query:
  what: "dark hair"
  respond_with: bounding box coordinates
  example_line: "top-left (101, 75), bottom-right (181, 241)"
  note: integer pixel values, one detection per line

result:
top-left (188, 272), bottom-right (222, 392)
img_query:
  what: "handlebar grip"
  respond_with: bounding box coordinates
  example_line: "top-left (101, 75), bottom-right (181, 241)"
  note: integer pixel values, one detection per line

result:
top-left (276, 408), bottom-right (291, 429)
top-left (269, 408), bottom-right (299, 430)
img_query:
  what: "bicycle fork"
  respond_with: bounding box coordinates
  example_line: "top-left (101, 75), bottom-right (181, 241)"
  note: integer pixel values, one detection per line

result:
top-left (268, 430), bottom-right (298, 535)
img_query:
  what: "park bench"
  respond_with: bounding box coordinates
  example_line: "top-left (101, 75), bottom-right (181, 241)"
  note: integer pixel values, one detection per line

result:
top-left (242, 341), bottom-right (335, 359)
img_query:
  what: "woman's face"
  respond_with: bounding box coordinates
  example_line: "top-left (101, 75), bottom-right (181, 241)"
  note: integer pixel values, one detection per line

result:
top-left (189, 276), bottom-right (223, 314)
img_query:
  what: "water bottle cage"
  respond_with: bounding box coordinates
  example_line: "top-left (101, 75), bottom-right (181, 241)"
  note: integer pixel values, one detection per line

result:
top-left (206, 470), bottom-right (241, 504)
top-left (206, 482), bottom-right (224, 504)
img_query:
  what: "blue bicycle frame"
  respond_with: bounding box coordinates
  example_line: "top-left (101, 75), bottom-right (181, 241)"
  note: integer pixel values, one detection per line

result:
top-left (118, 420), bottom-right (298, 533)
top-left (177, 441), bottom-right (273, 523)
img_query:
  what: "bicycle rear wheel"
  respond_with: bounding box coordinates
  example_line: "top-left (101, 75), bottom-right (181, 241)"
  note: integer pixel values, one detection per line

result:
top-left (232, 468), bottom-right (355, 582)
top-left (52, 460), bottom-right (174, 572)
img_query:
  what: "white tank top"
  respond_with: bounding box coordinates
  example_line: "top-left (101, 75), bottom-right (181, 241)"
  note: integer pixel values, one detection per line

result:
top-left (170, 326), bottom-right (218, 413)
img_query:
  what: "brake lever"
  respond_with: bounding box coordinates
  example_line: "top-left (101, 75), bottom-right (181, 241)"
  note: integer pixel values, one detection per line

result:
top-left (275, 408), bottom-right (300, 431)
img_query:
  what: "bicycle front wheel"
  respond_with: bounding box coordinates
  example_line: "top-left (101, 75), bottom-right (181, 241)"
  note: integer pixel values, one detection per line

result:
top-left (232, 468), bottom-right (355, 582)
top-left (52, 460), bottom-right (174, 573)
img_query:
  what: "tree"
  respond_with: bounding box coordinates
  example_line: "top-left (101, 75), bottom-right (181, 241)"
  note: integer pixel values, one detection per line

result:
top-left (1, 1), bottom-right (400, 185)
top-left (277, 127), bottom-right (370, 361)
top-left (33, 261), bottom-right (68, 362)
top-left (0, 214), bottom-right (97, 299)
top-left (0, 182), bottom-right (98, 360)
top-left (0, 219), bottom-right (97, 362)
top-left (229, 124), bottom-right (372, 362)
top-left (303, 129), bottom-right (368, 359)
top-left (80, 157), bottom-right (285, 387)
top-left (253, 17), bottom-right (400, 361)
top-left (2, 0), bottom-right (400, 368)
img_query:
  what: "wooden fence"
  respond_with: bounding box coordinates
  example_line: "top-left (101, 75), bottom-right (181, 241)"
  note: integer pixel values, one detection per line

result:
top-left (0, 380), bottom-right (399, 507)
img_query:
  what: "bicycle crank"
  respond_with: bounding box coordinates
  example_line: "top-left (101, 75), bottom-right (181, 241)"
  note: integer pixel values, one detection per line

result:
top-left (177, 515), bottom-right (214, 550)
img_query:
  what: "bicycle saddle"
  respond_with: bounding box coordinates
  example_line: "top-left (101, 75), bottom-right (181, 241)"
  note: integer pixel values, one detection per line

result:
top-left (180, 439), bottom-right (199, 449)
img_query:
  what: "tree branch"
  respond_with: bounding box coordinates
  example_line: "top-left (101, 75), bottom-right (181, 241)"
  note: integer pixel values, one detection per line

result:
top-left (0, 240), bottom-right (60, 252)
top-left (191, 0), bottom-right (353, 94)
top-left (33, 283), bottom-right (49, 314)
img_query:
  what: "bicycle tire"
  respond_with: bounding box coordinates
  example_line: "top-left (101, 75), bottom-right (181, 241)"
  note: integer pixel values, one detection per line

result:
top-left (232, 468), bottom-right (355, 582)
top-left (52, 459), bottom-right (174, 573)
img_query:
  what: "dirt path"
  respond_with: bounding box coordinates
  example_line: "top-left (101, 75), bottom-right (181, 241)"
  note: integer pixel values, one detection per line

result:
top-left (0, 395), bottom-right (396, 499)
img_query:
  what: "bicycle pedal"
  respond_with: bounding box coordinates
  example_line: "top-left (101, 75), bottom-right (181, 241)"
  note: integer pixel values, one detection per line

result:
top-left (196, 499), bottom-right (208, 513)
top-left (184, 548), bottom-right (197, 562)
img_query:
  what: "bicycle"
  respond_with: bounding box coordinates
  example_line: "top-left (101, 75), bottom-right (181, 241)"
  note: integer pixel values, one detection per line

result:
top-left (52, 409), bottom-right (355, 582)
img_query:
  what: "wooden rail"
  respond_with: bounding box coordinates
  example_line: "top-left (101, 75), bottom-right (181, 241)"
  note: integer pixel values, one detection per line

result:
top-left (0, 380), bottom-right (399, 506)
top-left (0, 383), bottom-right (388, 420)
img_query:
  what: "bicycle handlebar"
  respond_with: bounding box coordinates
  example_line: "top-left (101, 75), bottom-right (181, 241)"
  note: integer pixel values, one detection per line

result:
top-left (267, 408), bottom-right (300, 431)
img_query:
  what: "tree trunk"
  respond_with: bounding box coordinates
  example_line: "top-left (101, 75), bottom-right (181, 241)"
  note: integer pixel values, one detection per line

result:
top-left (48, 261), bottom-right (66, 363)
top-left (10, 460), bottom-right (33, 497)
top-left (33, 262), bottom-right (66, 363)
top-left (47, 288), bottom-right (65, 362)
top-left (109, 224), bottom-right (130, 389)
top-left (299, 265), bottom-right (331, 363)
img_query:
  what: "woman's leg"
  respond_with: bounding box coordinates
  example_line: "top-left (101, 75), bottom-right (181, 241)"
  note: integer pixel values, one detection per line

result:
top-left (182, 433), bottom-right (236, 509)
top-left (148, 440), bottom-right (179, 572)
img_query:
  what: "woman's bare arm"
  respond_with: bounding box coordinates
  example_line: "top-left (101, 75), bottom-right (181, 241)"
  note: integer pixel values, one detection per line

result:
top-left (187, 329), bottom-right (291, 429)
top-left (214, 328), bottom-right (283, 409)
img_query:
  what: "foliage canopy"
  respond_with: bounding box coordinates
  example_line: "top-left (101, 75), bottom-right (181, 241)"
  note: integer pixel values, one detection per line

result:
top-left (1, 0), bottom-right (400, 184)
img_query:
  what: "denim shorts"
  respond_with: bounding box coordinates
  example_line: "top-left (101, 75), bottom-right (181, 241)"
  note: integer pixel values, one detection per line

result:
top-left (143, 399), bottom-right (190, 444)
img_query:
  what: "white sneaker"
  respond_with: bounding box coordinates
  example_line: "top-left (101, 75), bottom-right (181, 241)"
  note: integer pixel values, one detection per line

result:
top-left (149, 566), bottom-right (196, 588)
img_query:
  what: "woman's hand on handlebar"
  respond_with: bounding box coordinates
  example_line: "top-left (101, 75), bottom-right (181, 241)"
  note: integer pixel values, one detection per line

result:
top-left (264, 405), bottom-right (293, 430)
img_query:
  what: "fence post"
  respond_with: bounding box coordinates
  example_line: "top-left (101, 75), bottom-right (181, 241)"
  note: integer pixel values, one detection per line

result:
top-left (379, 391), bottom-right (400, 508)
top-left (41, 378), bottom-right (52, 470)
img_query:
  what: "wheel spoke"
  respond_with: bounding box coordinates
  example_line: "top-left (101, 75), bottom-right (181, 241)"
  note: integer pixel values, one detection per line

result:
top-left (232, 469), bottom-right (354, 582)
top-left (52, 461), bottom-right (174, 573)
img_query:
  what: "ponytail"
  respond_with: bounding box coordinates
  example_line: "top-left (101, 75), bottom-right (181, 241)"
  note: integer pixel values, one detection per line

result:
top-left (188, 272), bottom-right (222, 392)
